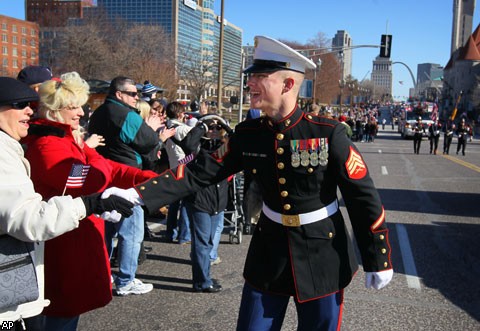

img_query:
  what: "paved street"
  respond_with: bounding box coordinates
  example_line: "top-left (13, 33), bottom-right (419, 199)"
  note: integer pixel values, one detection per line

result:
top-left (78, 124), bottom-right (480, 331)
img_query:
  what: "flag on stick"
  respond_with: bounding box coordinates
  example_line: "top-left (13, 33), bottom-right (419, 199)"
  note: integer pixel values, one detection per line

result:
top-left (450, 91), bottom-right (463, 120)
top-left (62, 163), bottom-right (90, 195)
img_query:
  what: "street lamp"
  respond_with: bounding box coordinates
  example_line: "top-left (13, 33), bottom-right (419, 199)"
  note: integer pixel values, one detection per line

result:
top-left (312, 58), bottom-right (322, 102)
top-left (338, 79), bottom-right (345, 112)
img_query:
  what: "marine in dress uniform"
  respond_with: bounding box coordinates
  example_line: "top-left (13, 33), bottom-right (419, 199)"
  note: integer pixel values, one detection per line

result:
top-left (428, 119), bottom-right (441, 154)
top-left (456, 118), bottom-right (469, 156)
top-left (121, 36), bottom-right (393, 331)
top-left (413, 117), bottom-right (424, 154)
top-left (443, 120), bottom-right (454, 155)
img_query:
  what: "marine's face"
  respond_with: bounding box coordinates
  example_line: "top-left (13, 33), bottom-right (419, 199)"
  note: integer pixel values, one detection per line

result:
top-left (0, 102), bottom-right (34, 141)
top-left (247, 71), bottom-right (285, 119)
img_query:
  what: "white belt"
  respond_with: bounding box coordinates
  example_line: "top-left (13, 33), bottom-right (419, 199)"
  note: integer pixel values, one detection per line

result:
top-left (262, 200), bottom-right (339, 227)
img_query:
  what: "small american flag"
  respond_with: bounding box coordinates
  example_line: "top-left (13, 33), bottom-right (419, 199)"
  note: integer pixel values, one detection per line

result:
top-left (65, 163), bottom-right (91, 188)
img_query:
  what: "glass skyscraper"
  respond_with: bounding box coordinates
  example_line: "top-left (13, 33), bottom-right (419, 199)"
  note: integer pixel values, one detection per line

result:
top-left (93, 0), bottom-right (242, 101)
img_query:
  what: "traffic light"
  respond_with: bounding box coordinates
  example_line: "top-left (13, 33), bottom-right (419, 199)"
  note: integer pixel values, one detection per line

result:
top-left (380, 34), bottom-right (392, 58)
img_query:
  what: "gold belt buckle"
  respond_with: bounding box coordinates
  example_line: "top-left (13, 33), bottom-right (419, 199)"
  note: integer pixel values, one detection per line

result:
top-left (281, 214), bottom-right (301, 227)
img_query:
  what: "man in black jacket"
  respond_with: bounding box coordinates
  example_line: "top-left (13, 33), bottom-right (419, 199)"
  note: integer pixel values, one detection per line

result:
top-left (88, 76), bottom-right (162, 296)
top-left (428, 119), bottom-right (441, 155)
top-left (107, 36), bottom-right (394, 330)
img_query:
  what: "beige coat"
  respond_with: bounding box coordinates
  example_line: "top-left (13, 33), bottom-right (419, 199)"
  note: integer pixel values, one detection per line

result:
top-left (0, 130), bottom-right (87, 322)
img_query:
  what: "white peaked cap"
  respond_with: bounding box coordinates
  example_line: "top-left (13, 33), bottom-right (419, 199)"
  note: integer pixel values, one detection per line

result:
top-left (244, 35), bottom-right (317, 74)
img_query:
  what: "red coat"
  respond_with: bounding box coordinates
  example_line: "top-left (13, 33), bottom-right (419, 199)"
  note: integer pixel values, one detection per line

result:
top-left (23, 119), bottom-right (157, 317)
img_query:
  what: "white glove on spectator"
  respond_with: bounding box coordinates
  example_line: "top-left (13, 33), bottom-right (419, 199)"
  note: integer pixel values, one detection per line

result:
top-left (98, 210), bottom-right (123, 223)
top-left (365, 269), bottom-right (393, 290)
top-left (101, 187), bottom-right (144, 206)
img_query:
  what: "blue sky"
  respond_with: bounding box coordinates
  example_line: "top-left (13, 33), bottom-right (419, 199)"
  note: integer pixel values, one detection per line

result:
top-left (2, 0), bottom-right (480, 100)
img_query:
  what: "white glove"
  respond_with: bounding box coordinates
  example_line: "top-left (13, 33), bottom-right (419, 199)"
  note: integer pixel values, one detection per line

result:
top-left (365, 269), bottom-right (393, 289)
top-left (99, 210), bottom-right (123, 223)
top-left (101, 187), bottom-right (144, 206)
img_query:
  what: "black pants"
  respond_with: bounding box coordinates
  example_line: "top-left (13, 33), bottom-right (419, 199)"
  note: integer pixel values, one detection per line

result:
top-left (457, 138), bottom-right (467, 155)
top-left (429, 135), bottom-right (439, 153)
top-left (413, 134), bottom-right (422, 154)
top-left (443, 135), bottom-right (453, 154)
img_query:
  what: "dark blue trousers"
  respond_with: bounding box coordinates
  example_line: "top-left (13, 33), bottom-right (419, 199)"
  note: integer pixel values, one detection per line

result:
top-left (237, 282), bottom-right (343, 331)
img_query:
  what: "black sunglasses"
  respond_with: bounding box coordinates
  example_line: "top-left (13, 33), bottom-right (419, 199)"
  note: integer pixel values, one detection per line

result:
top-left (208, 124), bottom-right (223, 130)
top-left (11, 101), bottom-right (31, 109)
top-left (120, 91), bottom-right (138, 97)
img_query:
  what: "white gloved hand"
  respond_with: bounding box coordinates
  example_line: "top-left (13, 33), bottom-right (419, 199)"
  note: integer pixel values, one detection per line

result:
top-left (101, 187), bottom-right (144, 206)
top-left (99, 210), bottom-right (123, 223)
top-left (365, 269), bottom-right (393, 289)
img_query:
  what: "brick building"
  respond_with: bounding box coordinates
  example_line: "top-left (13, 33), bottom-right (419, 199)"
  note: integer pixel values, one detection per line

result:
top-left (0, 15), bottom-right (39, 77)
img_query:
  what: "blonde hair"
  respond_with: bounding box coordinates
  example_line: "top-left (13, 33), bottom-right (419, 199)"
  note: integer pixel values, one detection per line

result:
top-left (136, 99), bottom-right (151, 120)
top-left (38, 71), bottom-right (90, 145)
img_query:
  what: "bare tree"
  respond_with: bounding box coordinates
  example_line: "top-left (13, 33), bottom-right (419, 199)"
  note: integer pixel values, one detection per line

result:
top-left (176, 44), bottom-right (218, 102)
top-left (48, 14), bottom-right (177, 99)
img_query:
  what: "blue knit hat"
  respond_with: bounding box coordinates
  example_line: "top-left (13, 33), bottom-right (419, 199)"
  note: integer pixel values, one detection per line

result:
top-left (141, 81), bottom-right (158, 95)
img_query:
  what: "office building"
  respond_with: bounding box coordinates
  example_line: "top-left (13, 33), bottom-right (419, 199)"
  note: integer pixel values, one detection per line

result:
top-left (451, 0), bottom-right (476, 54)
top-left (88, 0), bottom-right (243, 102)
top-left (332, 30), bottom-right (352, 80)
top-left (371, 56), bottom-right (393, 101)
top-left (26, 0), bottom-right (242, 102)
top-left (0, 15), bottom-right (39, 77)
top-left (416, 63), bottom-right (443, 101)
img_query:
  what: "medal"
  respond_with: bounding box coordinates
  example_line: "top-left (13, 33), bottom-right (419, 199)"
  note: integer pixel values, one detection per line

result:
top-left (290, 140), bottom-right (300, 168)
top-left (300, 150), bottom-right (309, 161)
top-left (319, 150), bottom-right (328, 166)
top-left (299, 140), bottom-right (310, 167)
top-left (301, 157), bottom-right (310, 167)
top-left (319, 138), bottom-right (329, 166)
top-left (291, 153), bottom-right (301, 167)
top-left (309, 139), bottom-right (319, 167)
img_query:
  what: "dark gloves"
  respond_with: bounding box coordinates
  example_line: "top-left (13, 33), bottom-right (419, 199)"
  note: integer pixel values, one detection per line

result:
top-left (81, 192), bottom-right (134, 218)
top-left (171, 123), bottom-right (207, 155)
top-left (218, 121), bottom-right (234, 136)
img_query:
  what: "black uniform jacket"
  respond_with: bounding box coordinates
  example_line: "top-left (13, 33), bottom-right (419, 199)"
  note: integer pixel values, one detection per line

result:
top-left (136, 106), bottom-right (392, 302)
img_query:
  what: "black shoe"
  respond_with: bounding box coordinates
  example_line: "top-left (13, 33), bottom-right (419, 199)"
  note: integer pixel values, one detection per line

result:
top-left (194, 283), bottom-right (222, 293)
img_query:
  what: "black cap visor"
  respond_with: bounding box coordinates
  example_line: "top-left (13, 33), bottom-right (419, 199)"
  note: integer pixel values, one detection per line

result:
top-left (243, 59), bottom-right (303, 74)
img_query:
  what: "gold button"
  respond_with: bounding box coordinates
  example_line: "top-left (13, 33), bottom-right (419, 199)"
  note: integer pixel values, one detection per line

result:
top-left (383, 262), bottom-right (388, 268)
top-left (328, 232), bottom-right (333, 238)
top-left (277, 162), bottom-right (285, 170)
top-left (279, 178), bottom-right (286, 185)
top-left (381, 248), bottom-right (387, 254)
top-left (283, 204), bottom-right (291, 211)
top-left (252, 169), bottom-right (257, 174)
top-left (152, 180), bottom-right (158, 185)
top-left (139, 186), bottom-right (145, 191)
top-left (307, 114), bottom-right (312, 119)
top-left (285, 119), bottom-right (291, 126)
top-left (307, 167), bottom-right (314, 173)
top-left (280, 191), bottom-right (288, 197)
top-left (379, 234), bottom-right (385, 240)
top-left (276, 133), bottom-right (284, 140)
top-left (165, 174), bottom-right (169, 178)
top-left (277, 147), bottom-right (284, 155)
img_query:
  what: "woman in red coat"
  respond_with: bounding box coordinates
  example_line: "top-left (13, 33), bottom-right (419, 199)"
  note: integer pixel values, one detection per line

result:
top-left (22, 72), bottom-right (157, 330)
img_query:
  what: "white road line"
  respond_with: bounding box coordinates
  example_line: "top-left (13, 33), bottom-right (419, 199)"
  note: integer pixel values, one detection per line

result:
top-left (381, 166), bottom-right (388, 175)
top-left (396, 223), bottom-right (422, 290)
